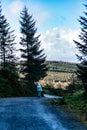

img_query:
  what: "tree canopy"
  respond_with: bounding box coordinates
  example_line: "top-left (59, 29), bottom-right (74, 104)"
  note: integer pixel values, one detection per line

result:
top-left (74, 4), bottom-right (87, 96)
top-left (19, 7), bottom-right (48, 85)
top-left (0, 3), bottom-right (16, 69)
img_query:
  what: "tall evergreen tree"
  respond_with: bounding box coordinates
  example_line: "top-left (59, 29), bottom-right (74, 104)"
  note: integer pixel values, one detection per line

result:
top-left (19, 7), bottom-right (47, 85)
top-left (74, 4), bottom-right (87, 96)
top-left (0, 2), bottom-right (22, 97)
top-left (0, 3), bottom-right (16, 69)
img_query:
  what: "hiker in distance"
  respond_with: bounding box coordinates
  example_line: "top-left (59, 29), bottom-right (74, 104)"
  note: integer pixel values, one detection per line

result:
top-left (37, 83), bottom-right (43, 97)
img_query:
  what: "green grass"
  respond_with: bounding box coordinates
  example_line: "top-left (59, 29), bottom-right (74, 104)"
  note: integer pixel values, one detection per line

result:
top-left (65, 91), bottom-right (87, 113)
top-left (47, 61), bottom-right (77, 73)
top-left (64, 91), bottom-right (87, 127)
top-left (46, 90), bottom-right (87, 127)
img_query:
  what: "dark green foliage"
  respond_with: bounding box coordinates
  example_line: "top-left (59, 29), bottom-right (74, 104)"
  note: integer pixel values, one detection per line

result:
top-left (67, 74), bottom-right (83, 95)
top-left (0, 2), bottom-right (23, 97)
top-left (19, 79), bottom-right (37, 96)
top-left (76, 63), bottom-right (87, 96)
top-left (19, 6), bottom-right (47, 85)
top-left (43, 84), bottom-right (67, 96)
top-left (44, 84), bottom-right (53, 89)
top-left (0, 68), bottom-right (23, 97)
top-left (74, 4), bottom-right (87, 96)
top-left (65, 91), bottom-right (87, 115)
top-left (0, 67), bottom-right (38, 97)
top-left (46, 98), bottom-right (66, 106)
top-left (0, 3), bottom-right (16, 69)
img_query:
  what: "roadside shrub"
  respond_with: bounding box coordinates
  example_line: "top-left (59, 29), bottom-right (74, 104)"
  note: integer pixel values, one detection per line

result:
top-left (67, 74), bottom-right (83, 95)
top-left (0, 68), bottom-right (22, 97)
top-left (43, 83), bottom-right (67, 96)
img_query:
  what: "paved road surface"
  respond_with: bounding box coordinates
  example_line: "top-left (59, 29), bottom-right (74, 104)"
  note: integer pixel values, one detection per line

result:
top-left (0, 97), bottom-right (86, 130)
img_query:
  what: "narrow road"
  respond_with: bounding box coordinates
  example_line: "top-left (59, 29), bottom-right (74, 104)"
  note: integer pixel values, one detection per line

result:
top-left (0, 97), bottom-right (86, 130)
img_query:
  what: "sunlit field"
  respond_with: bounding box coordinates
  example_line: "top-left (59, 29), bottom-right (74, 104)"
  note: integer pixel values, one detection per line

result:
top-left (44, 72), bottom-right (73, 82)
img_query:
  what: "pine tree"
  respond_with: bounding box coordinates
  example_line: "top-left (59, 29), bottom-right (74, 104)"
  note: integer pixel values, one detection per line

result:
top-left (74, 4), bottom-right (87, 96)
top-left (0, 2), bottom-right (22, 97)
top-left (19, 7), bottom-right (47, 85)
top-left (0, 3), bottom-right (16, 69)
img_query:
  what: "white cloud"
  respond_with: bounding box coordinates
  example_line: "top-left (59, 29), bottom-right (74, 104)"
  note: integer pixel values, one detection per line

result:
top-left (1, 1), bottom-right (80, 63)
top-left (40, 27), bottom-right (80, 62)
top-left (27, 2), bottom-right (51, 30)
top-left (8, 0), bottom-right (24, 16)
top-left (2, 0), bottom-right (50, 34)
top-left (1, 0), bottom-right (24, 33)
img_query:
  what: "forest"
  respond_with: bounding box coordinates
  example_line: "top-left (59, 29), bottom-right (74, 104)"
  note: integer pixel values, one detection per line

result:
top-left (0, 1), bottom-right (87, 126)
top-left (0, 3), bottom-right (47, 97)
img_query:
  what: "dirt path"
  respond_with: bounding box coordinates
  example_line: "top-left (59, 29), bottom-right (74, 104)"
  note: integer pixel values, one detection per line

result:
top-left (0, 97), bottom-right (86, 130)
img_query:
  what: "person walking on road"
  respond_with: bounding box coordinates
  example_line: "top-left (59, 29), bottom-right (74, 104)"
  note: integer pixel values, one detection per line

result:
top-left (37, 83), bottom-right (42, 97)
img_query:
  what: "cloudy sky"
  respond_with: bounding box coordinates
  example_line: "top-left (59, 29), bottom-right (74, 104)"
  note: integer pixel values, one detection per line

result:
top-left (1, 0), bottom-right (86, 62)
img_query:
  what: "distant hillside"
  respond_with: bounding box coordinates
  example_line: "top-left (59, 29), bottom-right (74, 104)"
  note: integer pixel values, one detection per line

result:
top-left (46, 61), bottom-right (77, 73)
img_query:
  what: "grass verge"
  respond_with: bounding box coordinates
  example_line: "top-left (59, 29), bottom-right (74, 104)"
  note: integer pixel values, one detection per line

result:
top-left (45, 91), bottom-right (87, 128)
